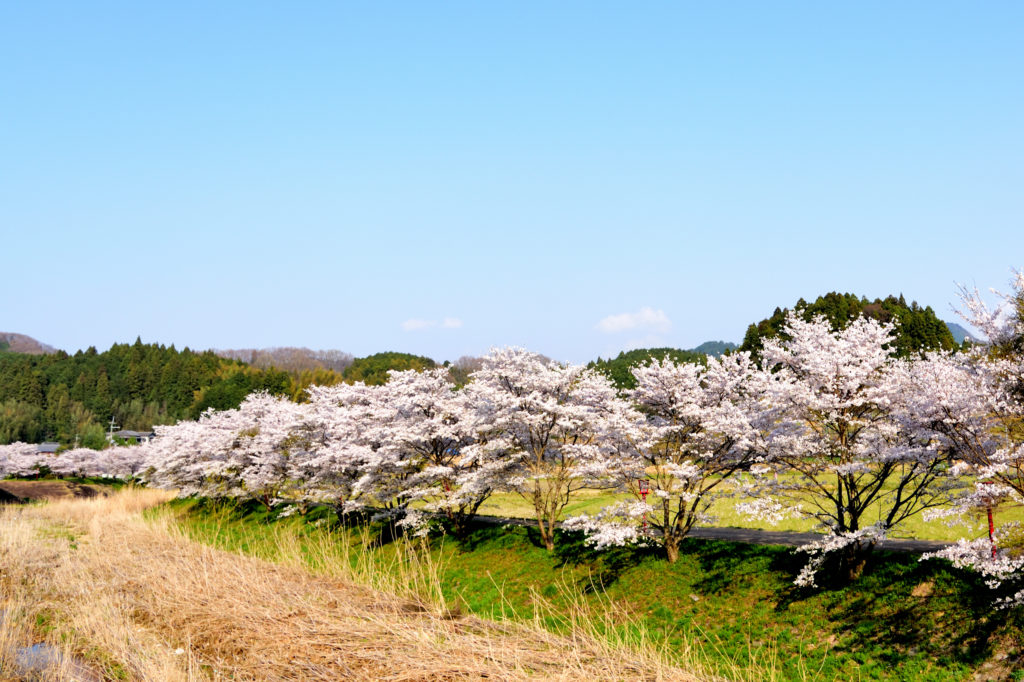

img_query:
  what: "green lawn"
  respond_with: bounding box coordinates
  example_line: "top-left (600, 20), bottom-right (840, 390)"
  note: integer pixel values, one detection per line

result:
top-left (169, 498), bottom-right (1024, 681)
top-left (477, 484), bottom-right (1024, 543)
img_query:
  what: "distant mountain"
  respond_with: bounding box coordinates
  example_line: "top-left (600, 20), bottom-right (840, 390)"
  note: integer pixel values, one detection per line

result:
top-left (691, 340), bottom-right (737, 357)
top-left (945, 321), bottom-right (980, 345)
top-left (0, 332), bottom-right (55, 355)
top-left (216, 347), bottom-right (354, 373)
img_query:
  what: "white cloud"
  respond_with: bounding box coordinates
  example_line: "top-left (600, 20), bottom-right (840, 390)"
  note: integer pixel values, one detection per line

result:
top-left (623, 334), bottom-right (669, 350)
top-left (401, 317), bottom-right (464, 332)
top-left (401, 318), bottom-right (435, 331)
top-left (596, 307), bottom-right (672, 334)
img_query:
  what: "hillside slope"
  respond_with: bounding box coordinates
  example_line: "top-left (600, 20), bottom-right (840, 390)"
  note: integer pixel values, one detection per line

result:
top-left (0, 332), bottom-right (55, 355)
top-left (0, 490), bottom-right (698, 681)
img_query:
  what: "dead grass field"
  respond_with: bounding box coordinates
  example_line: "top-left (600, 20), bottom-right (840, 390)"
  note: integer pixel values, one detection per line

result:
top-left (0, 479), bottom-right (111, 503)
top-left (0, 489), bottom-right (701, 681)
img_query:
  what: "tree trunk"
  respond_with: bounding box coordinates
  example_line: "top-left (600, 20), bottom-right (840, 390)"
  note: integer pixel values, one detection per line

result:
top-left (843, 554), bottom-right (867, 582)
top-left (450, 511), bottom-right (474, 539)
top-left (538, 519), bottom-right (555, 551)
top-left (665, 535), bottom-right (680, 563)
top-left (536, 513), bottom-right (556, 551)
top-left (840, 542), bottom-right (871, 582)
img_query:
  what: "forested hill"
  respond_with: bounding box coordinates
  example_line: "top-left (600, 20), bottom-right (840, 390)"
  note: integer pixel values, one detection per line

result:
top-left (340, 351), bottom-right (437, 385)
top-left (740, 292), bottom-right (957, 358)
top-left (0, 332), bottom-right (55, 355)
top-left (590, 347), bottom-right (706, 390)
top-left (0, 341), bottom-right (450, 446)
top-left (589, 341), bottom-right (741, 390)
top-left (0, 339), bottom-right (295, 446)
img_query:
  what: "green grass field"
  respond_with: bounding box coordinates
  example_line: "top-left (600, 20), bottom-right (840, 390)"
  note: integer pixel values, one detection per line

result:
top-left (476, 484), bottom-right (1024, 543)
top-left (170, 498), bottom-right (1024, 681)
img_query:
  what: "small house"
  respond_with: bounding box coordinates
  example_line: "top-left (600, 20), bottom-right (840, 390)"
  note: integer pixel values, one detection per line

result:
top-left (112, 430), bottom-right (156, 444)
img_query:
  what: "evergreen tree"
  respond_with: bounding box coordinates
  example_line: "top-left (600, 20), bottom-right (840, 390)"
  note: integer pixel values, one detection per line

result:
top-left (589, 347), bottom-right (706, 390)
top-left (342, 352), bottom-right (437, 386)
top-left (740, 292), bottom-right (956, 360)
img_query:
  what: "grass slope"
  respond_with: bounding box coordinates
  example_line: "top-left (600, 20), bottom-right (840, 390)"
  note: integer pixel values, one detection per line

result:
top-left (2, 490), bottom-right (696, 681)
top-left (174, 499), bottom-right (1024, 681)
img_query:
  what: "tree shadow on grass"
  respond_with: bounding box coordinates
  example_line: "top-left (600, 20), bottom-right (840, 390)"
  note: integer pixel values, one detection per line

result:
top-left (447, 520), bottom-right (1021, 674)
top-left (454, 522), bottom-right (663, 590)
top-left (552, 530), bottom-right (662, 592)
top-left (819, 555), bottom-right (1016, 669)
top-left (675, 536), bottom-right (804, 596)
top-left (452, 522), bottom-right (517, 552)
top-left (689, 539), bottom-right (1019, 670)
top-left (183, 496), bottom-right (269, 525)
top-left (666, 537), bottom-right (1017, 670)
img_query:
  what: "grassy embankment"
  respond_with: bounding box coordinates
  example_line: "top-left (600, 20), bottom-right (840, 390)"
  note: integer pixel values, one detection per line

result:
top-left (0, 487), bottom-right (702, 681)
top-left (173, 497), bottom-right (1024, 681)
top-left (4, 478), bottom-right (1022, 680)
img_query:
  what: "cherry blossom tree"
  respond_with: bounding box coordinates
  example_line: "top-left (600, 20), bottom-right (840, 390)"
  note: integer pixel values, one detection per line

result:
top-left (463, 348), bottom-right (636, 551)
top-left (226, 392), bottom-right (316, 509)
top-left (747, 315), bottom-right (956, 584)
top-left (0, 441), bottom-right (152, 481)
top-left (144, 392), bottom-right (325, 509)
top-left (915, 272), bottom-right (1024, 603)
top-left (329, 381), bottom-right (422, 518)
top-left (144, 404), bottom-right (256, 499)
top-left (936, 273), bottom-right (1024, 495)
top-left (301, 382), bottom-right (386, 519)
top-left (566, 353), bottom-right (766, 562)
top-left (364, 368), bottom-right (493, 536)
top-left (102, 444), bottom-right (154, 479)
top-left (48, 446), bottom-right (106, 478)
top-left (0, 442), bottom-right (44, 478)
top-left (956, 270), bottom-right (1024, 359)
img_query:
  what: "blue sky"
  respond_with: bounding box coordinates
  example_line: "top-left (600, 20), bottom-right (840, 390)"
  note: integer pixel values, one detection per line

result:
top-left (2, 2), bottom-right (1021, 363)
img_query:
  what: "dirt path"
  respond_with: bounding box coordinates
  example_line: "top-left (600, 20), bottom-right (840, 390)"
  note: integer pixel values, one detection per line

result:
top-left (0, 490), bottom-right (698, 681)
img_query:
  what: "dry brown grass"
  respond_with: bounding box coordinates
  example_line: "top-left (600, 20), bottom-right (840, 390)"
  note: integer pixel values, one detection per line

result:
top-left (0, 479), bottom-right (111, 503)
top-left (0, 489), bottom-right (703, 681)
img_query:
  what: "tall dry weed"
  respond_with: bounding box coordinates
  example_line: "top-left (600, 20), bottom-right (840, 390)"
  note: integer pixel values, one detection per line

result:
top-left (0, 488), bottom-right (705, 681)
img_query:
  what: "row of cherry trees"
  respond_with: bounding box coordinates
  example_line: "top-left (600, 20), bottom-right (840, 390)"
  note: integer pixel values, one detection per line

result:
top-left (0, 440), bottom-right (150, 480)
top-left (2, 273), bottom-right (1022, 591)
